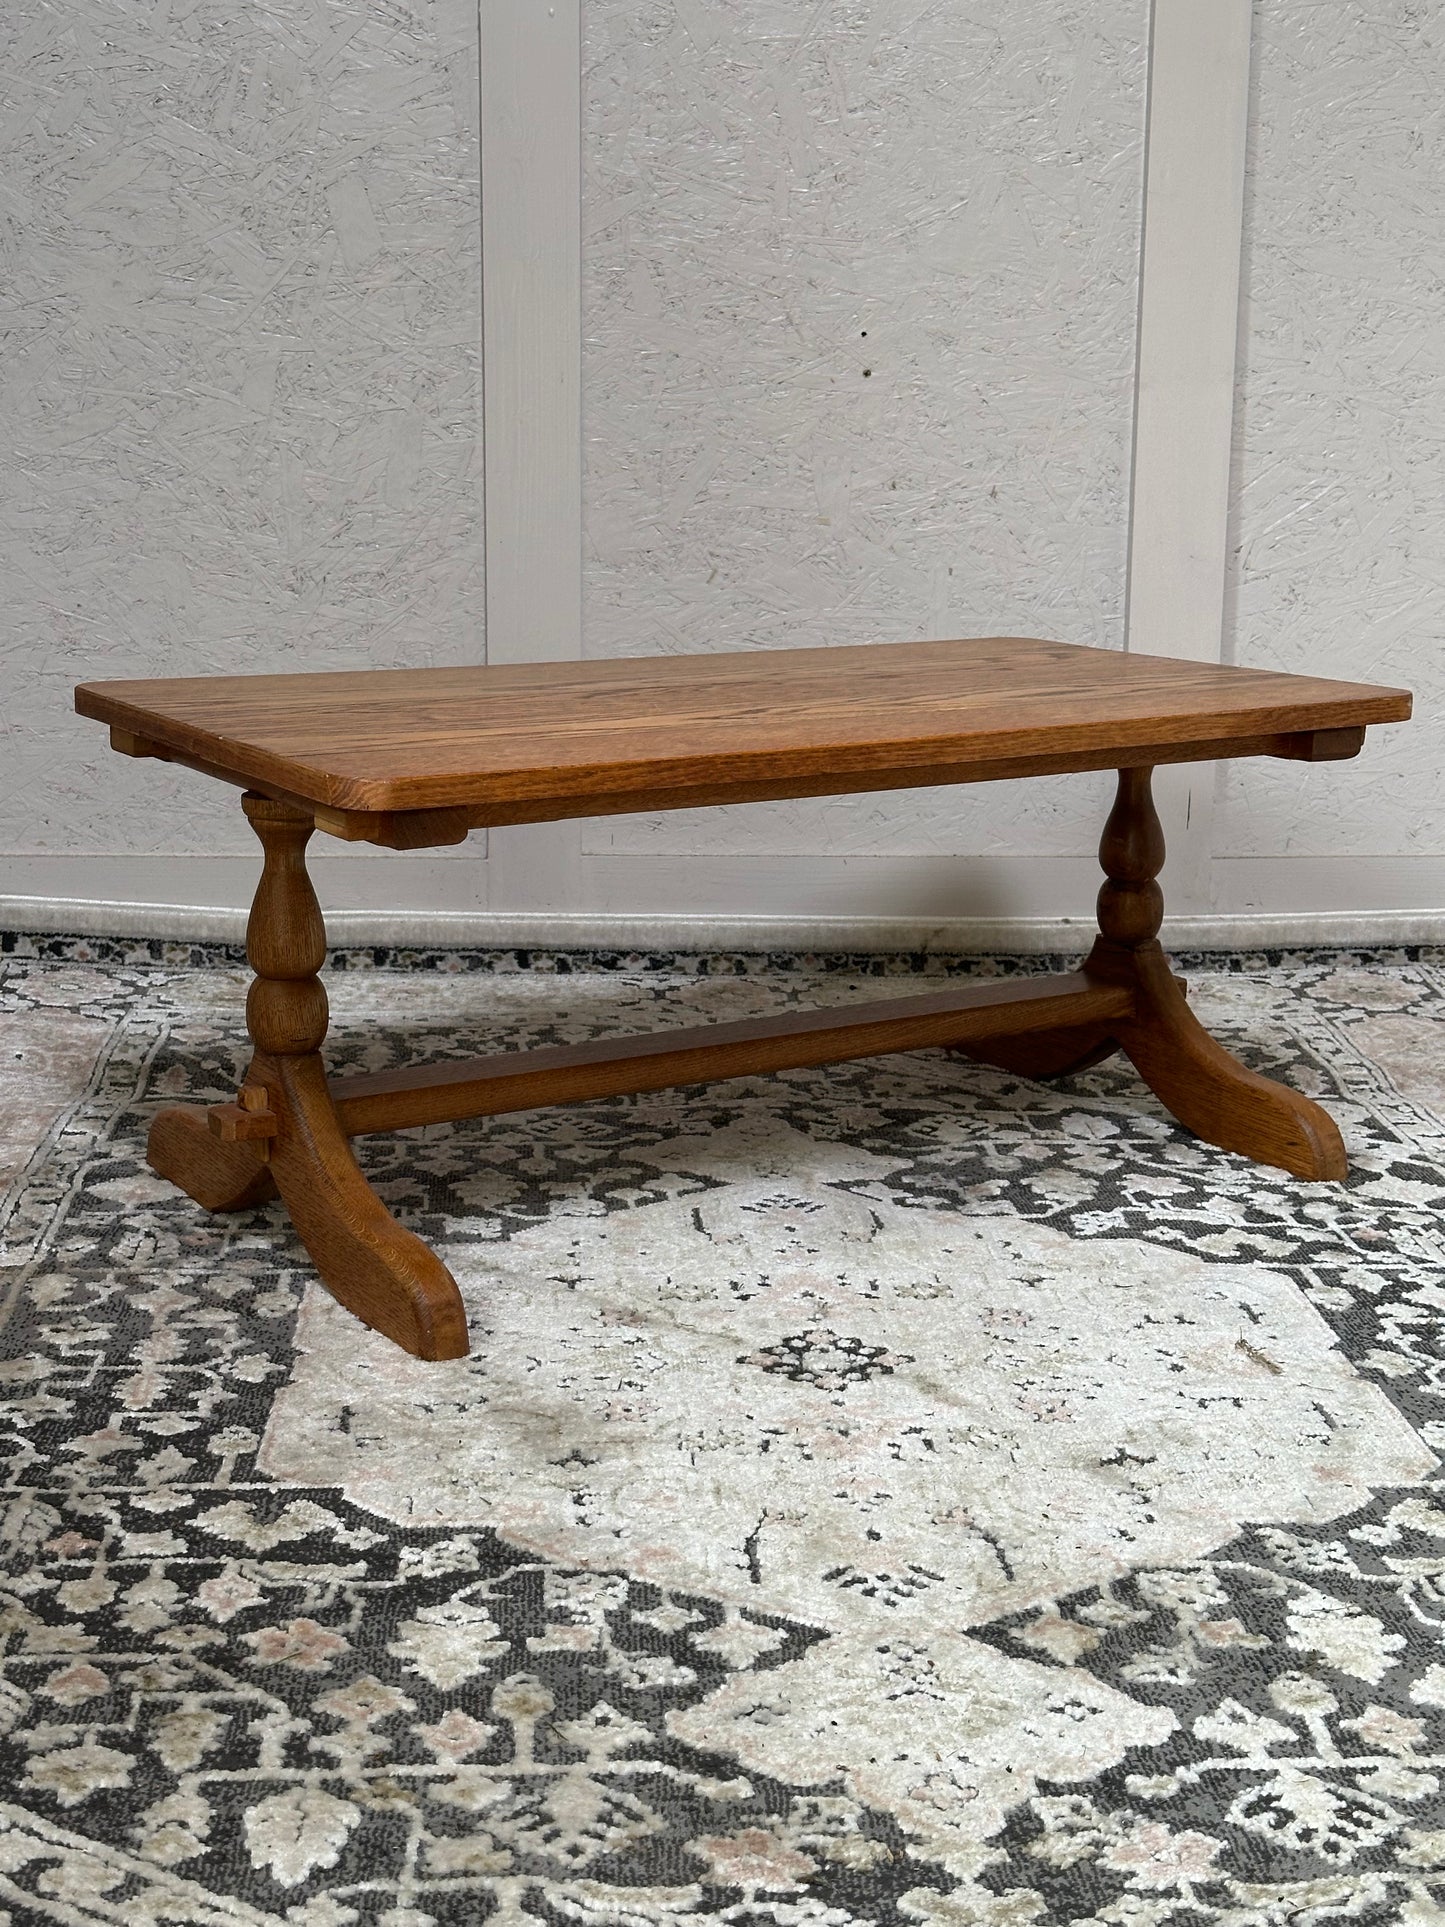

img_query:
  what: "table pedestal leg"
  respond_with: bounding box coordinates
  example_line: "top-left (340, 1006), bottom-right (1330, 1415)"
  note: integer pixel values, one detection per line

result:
top-left (1082, 766), bottom-right (1347, 1180)
top-left (149, 794), bottom-right (470, 1359)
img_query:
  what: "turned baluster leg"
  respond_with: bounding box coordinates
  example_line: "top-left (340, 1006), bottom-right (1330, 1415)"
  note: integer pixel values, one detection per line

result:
top-left (150, 794), bottom-right (469, 1359)
top-left (239, 794), bottom-right (470, 1359)
top-left (1084, 766), bottom-right (1347, 1181)
top-left (1092, 765), bottom-right (1167, 955)
top-left (242, 794), bottom-right (332, 1061)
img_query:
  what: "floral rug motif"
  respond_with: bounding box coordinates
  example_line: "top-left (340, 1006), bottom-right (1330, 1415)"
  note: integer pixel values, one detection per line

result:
top-left (2, 936), bottom-right (1444, 1927)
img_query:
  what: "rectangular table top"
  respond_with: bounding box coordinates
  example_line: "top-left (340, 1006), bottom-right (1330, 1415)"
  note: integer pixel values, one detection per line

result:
top-left (76, 637), bottom-right (1411, 822)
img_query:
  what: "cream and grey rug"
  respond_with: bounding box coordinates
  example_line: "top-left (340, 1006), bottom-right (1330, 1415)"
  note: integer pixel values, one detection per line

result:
top-left (1, 938), bottom-right (1443, 1927)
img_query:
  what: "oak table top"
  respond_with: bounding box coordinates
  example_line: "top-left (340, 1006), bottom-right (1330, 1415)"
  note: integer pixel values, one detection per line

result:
top-left (75, 636), bottom-right (1411, 828)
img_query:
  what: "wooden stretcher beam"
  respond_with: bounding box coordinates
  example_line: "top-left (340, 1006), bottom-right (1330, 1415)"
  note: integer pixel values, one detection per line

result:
top-left (327, 973), bottom-right (1136, 1135)
top-left (206, 973), bottom-right (1136, 1143)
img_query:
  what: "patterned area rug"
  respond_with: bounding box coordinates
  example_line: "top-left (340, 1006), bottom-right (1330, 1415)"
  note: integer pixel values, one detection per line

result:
top-left (2, 937), bottom-right (1444, 1927)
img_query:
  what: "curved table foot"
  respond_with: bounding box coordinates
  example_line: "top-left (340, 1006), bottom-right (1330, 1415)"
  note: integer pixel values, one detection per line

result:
top-left (257, 1053), bottom-right (470, 1361)
top-left (148, 1106), bottom-right (278, 1211)
top-left (1096, 940), bottom-right (1347, 1181)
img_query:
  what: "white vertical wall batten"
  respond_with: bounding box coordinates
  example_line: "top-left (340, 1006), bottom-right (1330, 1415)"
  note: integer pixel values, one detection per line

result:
top-left (480, 0), bottom-right (584, 906)
top-left (481, 0), bottom-right (583, 667)
top-left (1125, 0), bottom-right (1254, 913)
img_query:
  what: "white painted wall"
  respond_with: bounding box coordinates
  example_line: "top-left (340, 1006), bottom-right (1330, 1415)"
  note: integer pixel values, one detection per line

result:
top-left (582, 0), bottom-right (1144, 864)
top-left (1213, 0), bottom-right (1445, 923)
top-left (0, 0), bottom-right (486, 921)
top-left (2, 0), bottom-right (1438, 948)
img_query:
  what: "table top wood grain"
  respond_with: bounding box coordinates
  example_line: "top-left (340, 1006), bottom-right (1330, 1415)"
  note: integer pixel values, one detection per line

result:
top-left (75, 637), bottom-right (1411, 818)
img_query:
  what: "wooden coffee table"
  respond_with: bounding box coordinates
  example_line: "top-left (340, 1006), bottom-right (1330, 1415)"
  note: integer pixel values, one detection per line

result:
top-left (75, 637), bottom-right (1410, 1360)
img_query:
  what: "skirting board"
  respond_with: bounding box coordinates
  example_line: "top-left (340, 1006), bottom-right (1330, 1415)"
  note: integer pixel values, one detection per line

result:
top-left (4, 894), bottom-right (1445, 955)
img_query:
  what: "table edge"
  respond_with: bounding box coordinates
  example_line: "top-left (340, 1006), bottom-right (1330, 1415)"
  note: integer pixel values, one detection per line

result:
top-left (76, 676), bottom-right (1412, 816)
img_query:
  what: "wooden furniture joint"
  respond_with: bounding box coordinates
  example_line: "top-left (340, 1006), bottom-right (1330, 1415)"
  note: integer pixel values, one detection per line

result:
top-left (76, 636), bottom-right (1411, 1361)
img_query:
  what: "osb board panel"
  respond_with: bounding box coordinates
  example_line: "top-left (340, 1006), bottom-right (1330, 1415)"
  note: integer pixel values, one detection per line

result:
top-left (1217, 2), bottom-right (1443, 860)
top-left (581, 0), bottom-right (1147, 859)
top-left (1, 0), bottom-right (484, 859)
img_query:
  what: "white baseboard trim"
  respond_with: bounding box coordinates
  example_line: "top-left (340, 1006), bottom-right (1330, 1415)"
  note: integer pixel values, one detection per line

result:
top-left (4, 895), bottom-right (1445, 954)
